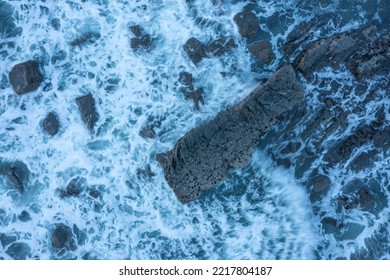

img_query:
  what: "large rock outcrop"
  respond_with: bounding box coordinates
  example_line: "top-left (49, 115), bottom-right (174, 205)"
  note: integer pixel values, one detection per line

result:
top-left (294, 25), bottom-right (390, 80)
top-left (9, 60), bottom-right (43, 95)
top-left (157, 64), bottom-right (305, 203)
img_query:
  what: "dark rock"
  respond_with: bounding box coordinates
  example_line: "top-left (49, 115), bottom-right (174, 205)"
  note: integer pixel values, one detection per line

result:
top-left (51, 223), bottom-right (77, 252)
top-left (248, 40), bottom-right (275, 64)
top-left (129, 25), bottom-right (141, 36)
top-left (0, 160), bottom-right (29, 193)
top-left (18, 210), bottom-right (32, 222)
top-left (346, 32), bottom-right (390, 79)
top-left (42, 112), bottom-right (60, 136)
top-left (349, 149), bottom-right (378, 171)
top-left (181, 88), bottom-right (205, 110)
top-left (233, 12), bottom-right (260, 38)
top-left (130, 34), bottom-right (151, 51)
top-left (183, 37), bottom-right (207, 65)
top-left (76, 93), bottom-right (99, 133)
top-left (5, 242), bottom-right (30, 260)
top-left (70, 32), bottom-right (100, 47)
top-left (324, 124), bottom-right (376, 165)
top-left (179, 71), bottom-right (194, 90)
top-left (295, 25), bottom-right (378, 80)
top-left (373, 125), bottom-right (390, 148)
top-left (59, 177), bottom-right (86, 198)
top-left (284, 13), bottom-right (339, 55)
top-left (139, 124), bottom-right (156, 139)
top-left (157, 64), bottom-right (305, 203)
top-left (207, 37), bottom-right (236, 57)
top-left (9, 60), bottom-right (43, 95)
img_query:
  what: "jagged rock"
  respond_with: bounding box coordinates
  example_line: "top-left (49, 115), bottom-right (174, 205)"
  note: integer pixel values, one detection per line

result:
top-left (42, 112), bottom-right (60, 136)
top-left (183, 37), bottom-right (207, 65)
top-left (130, 34), bottom-right (151, 50)
top-left (207, 37), bottom-right (236, 57)
top-left (0, 160), bottom-right (29, 193)
top-left (137, 164), bottom-right (156, 179)
top-left (139, 124), bottom-right (156, 139)
top-left (129, 25), bottom-right (141, 36)
top-left (233, 12), bottom-right (260, 38)
top-left (9, 60), bottom-right (43, 95)
top-left (157, 64), bottom-right (305, 203)
top-left (248, 40), bottom-right (275, 64)
top-left (179, 71), bottom-right (194, 90)
top-left (51, 223), bottom-right (77, 252)
top-left (76, 93), bottom-right (99, 133)
top-left (295, 25), bottom-right (380, 80)
top-left (70, 32), bottom-right (100, 47)
top-left (180, 88), bottom-right (205, 110)
top-left (59, 177), bottom-right (86, 198)
top-left (346, 32), bottom-right (390, 79)
top-left (283, 13), bottom-right (339, 55)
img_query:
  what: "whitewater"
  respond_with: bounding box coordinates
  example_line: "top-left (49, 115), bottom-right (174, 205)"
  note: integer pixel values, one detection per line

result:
top-left (0, 0), bottom-right (389, 259)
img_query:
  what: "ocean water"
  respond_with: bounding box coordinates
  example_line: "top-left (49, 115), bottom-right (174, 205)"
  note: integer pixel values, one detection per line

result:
top-left (0, 0), bottom-right (388, 259)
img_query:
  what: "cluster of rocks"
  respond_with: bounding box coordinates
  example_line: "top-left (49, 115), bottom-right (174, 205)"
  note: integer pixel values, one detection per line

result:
top-left (183, 36), bottom-right (236, 65)
top-left (129, 25), bottom-right (152, 51)
top-left (158, 6), bottom-right (390, 204)
top-left (8, 60), bottom-right (100, 135)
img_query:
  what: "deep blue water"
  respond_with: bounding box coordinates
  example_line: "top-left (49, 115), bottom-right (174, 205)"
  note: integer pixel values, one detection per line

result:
top-left (0, 0), bottom-right (389, 259)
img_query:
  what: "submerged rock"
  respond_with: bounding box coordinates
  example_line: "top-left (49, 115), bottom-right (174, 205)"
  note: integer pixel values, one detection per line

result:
top-left (76, 93), bottom-right (99, 133)
top-left (0, 160), bottom-right (29, 193)
top-left (5, 242), bottom-right (31, 260)
top-left (248, 40), bottom-right (275, 64)
top-left (183, 37), bottom-right (207, 65)
top-left (233, 12), bottom-right (260, 38)
top-left (51, 223), bottom-right (77, 252)
top-left (139, 124), bottom-right (156, 139)
top-left (181, 88), bottom-right (205, 110)
top-left (9, 60), bottom-right (43, 95)
top-left (42, 112), bottom-right (60, 136)
top-left (157, 64), bottom-right (305, 203)
top-left (129, 25), bottom-right (142, 36)
top-left (70, 32), bottom-right (100, 47)
top-left (59, 177), bottom-right (86, 198)
top-left (18, 210), bottom-right (32, 222)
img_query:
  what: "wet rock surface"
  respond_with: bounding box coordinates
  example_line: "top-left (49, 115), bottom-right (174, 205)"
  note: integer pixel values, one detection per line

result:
top-left (248, 40), bottom-right (275, 64)
top-left (59, 177), bottom-right (87, 198)
top-left (9, 60), bottom-right (43, 95)
top-left (183, 37), bottom-right (207, 65)
top-left (157, 64), bottom-right (305, 203)
top-left (42, 112), bottom-right (60, 136)
top-left (76, 93), bottom-right (99, 133)
top-left (294, 24), bottom-right (390, 82)
top-left (233, 12), bottom-right (260, 38)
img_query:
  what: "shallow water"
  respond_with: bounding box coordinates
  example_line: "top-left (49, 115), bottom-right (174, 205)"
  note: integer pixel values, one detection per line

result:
top-left (0, 0), bottom-right (389, 259)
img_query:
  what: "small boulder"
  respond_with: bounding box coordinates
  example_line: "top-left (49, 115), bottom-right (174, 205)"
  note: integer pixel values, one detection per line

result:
top-left (9, 60), bottom-right (43, 95)
top-left (76, 93), bottom-right (99, 133)
top-left (233, 12), bottom-right (260, 38)
top-left (5, 242), bottom-right (31, 260)
top-left (248, 40), bottom-right (275, 64)
top-left (18, 210), bottom-right (32, 222)
top-left (183, 37), bottom-right (207, 65)
top-left (42, 112), bottom-right (60, 136)
top-left (130, 34), bottom-right (151, 51)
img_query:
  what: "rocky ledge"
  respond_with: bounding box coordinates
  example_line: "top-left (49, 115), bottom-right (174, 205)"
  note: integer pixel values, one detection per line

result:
top-left (157, 64), bottom-right (305, 203)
